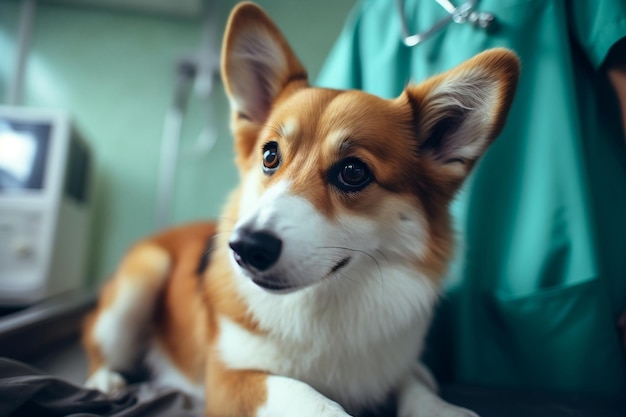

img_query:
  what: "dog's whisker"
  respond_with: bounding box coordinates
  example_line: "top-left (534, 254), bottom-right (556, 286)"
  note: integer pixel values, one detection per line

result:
top-left (375, 249), bottom-right (389, 263)
top-left (336, 270), bottom-right (359, 285)
top-left (210, 230), bottom-right (231, 239)
top-left (316, 245), bottom-right (384, 284)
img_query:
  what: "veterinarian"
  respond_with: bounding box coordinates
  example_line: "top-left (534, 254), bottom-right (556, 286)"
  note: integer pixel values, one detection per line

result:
top-left (317, 0), bottom-right (626, 397)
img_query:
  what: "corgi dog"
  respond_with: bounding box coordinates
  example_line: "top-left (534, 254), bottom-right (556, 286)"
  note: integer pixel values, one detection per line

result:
top-left (83, 2), bottom-right (519, 416)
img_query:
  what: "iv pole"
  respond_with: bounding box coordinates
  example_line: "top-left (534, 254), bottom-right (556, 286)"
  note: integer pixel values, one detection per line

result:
top-left (154, 0), bottom-right (220, 229)
top-left (7, 0), bottom-right (37, 106)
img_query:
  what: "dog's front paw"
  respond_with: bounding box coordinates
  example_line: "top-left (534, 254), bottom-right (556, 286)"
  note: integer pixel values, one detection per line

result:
top-left (316, 399), bottom-right (352, 417)
top-left (85, 367), bottom-right (127, 395)
top-left (260, 376), bottom-right (353, 417)
top-left (259, 394), bottom-right (352, 417)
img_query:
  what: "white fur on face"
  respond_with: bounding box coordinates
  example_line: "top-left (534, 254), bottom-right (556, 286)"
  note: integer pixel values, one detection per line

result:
top-left (233, 179), bottom-right (429, 292)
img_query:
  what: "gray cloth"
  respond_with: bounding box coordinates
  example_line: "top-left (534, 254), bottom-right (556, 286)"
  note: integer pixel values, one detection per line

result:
top-left (0, 357), bottom-right (623, 417)
top-left (0, 358), bottom-right (202, 417)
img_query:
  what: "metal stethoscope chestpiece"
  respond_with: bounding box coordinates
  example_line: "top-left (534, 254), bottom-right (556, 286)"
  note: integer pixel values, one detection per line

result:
top-left (398, 0), bottom-right (496, 47)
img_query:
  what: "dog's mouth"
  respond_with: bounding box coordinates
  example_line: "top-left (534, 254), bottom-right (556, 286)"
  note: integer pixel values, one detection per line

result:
top-left (232, 242), bottom-right (353, 293)
top-left (329, 256), bottom-right (351, 275)
top-left (251, 276), bottom-right (298, 293)
top-left (247, 256), bottom-right (353, 292)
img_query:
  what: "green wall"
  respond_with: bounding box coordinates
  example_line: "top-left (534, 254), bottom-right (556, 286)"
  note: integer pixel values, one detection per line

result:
top-left (0, 0), bottom-right (353, 284)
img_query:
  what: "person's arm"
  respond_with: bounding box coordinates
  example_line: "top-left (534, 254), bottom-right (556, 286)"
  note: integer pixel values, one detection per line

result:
top-left (608, 68), bottom-right (626, 137)
top-left (617, 311), bottom-right (626, 350)
top-left (604, 38), bottom-right (626, 139)
top-left (604, 38), bottom-right (626, 352)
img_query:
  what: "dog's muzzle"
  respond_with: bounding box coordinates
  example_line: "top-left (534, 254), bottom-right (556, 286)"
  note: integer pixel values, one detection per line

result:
top-left (229, 228), bottom-right (282, 271)
top-left (229, 228), bottom-right (293, 291)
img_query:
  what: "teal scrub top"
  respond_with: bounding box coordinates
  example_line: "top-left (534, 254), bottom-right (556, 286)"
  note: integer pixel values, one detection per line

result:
top-left (317, 0), bottom-right (626, 397)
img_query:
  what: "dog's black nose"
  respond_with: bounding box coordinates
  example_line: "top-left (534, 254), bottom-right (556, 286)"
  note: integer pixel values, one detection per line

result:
top-left (229, 229), bottom-right (282, 272)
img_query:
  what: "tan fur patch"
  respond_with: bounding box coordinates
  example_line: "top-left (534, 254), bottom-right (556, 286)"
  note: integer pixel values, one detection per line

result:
top-left (205, 353), bottom-right (268, 417)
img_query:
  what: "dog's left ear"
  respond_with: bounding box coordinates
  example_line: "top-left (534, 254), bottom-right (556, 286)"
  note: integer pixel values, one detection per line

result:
top-left (404, 48), bottom-right (519, 190)
top-left (221, 2), bottom-right (308, 153)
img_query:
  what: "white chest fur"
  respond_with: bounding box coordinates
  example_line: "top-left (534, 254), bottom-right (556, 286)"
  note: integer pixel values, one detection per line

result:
top-left (218, 264), bottom-right (437, 411)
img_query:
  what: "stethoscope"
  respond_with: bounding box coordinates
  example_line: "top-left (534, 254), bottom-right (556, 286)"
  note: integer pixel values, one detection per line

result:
top-left (397, 0), bottom-right (496, 47)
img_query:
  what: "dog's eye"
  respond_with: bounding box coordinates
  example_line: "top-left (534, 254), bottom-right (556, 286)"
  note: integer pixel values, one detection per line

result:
top-left (330, 158), bottom-right (373, 192)
top-left (262, 141), bottom-right (280, 173)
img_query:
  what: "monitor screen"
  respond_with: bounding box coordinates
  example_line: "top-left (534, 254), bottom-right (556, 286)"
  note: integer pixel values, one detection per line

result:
top-left (0, 118), bottom-right (52, 191)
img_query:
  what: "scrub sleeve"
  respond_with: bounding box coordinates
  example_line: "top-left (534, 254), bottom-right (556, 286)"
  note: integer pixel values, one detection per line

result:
top-left (317, 0), bottom-right (626, 397)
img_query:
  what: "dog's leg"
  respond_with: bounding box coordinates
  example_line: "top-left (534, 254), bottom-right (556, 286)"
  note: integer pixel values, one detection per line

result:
top-left (205, 361), bottom-right (351, 417)
top-left (397, 363), bottom-right (479, 417)
top-left (259, 375), bottom-right (352, 417)
top-left (83, 243), bottom-right (170, 394)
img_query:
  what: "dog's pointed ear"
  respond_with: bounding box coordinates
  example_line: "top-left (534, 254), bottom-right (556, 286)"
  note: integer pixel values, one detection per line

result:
top-left (404, 48), bottom-right (519, 189)
top-left (221, 2), bottom-right (308, 126)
